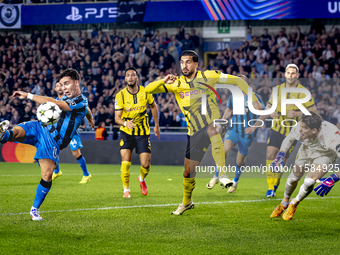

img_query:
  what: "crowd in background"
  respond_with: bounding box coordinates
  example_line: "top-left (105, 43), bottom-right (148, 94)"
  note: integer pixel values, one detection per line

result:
top-left (1, 23), bottom-right (340, 138)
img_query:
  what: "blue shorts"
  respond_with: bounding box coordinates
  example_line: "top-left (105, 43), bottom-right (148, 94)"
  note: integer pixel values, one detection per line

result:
top-left (223, 129), bottom-right (254, 156)
top-left (69, 134), bottom-right (83, 151)
top-left (18, 121), bottom-right (60, 164)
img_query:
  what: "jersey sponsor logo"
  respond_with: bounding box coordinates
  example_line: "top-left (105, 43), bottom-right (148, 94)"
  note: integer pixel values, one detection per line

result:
top-left (179, 89), bottom-right (205, 99)
top-left (124, 105), bottom-right (146, 112)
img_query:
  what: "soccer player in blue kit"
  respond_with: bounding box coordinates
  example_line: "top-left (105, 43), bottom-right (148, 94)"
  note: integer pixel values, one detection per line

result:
top-left (0, 69), bottom-right (90, 221)
top-left (52, 80), bottom-right (94, 184)
top-left (206, 74), bottom-right (265, 192)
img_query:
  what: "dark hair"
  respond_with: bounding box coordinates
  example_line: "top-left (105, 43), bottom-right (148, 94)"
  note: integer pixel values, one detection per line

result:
top-left (301, 112), bottom-right (322, 130)
top-left (180, 50), bottom-right (198, 63)
top-left (125, 67), bottom-right (138, 75)
top-left (58, 68), bottom-right (80, 82)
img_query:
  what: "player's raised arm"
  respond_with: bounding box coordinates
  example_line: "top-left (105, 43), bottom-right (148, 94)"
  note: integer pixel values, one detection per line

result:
top-left (144, 74), bottom-right (176, 94)
top-left (13, 91), bottom-right (71, 111)
top-left (218, 74), bottom-right (261, 110)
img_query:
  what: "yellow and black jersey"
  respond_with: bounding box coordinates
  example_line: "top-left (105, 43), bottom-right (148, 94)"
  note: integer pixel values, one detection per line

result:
top-left (268, 83), bottom-right (315, 136)
top-left (115, 85), bottom-right (154, 136)
top-left (145, 70), bottom-right (255, 136)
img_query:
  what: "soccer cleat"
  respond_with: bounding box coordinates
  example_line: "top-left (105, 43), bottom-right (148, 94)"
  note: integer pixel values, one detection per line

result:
top-left (227, 182), bottom-right (238, 193)
top-left (219, 175), bottom-right (233, 189)
top-left (123, 191), bottom-right (131, 198)
top-left (282, 203), bottom-right (298, 221)
top-left (0, 120), bottom-right (10, 141)
top-left (270, 203), bottom-right (288, 218)
top-left (266, 189), bottom-right (276, 198)
top-left (79, 174), bottom-right (92, 184)
top-left (52, 171), bottom-right (62, 181)
top-left (30, 207), bottom-right (43, 221)
top-left (206, 177), bottom-right (219, 189)
top-left (138, 176), bottom-right (148, 196)
top-left (171, 201), bottom-right (194, 215)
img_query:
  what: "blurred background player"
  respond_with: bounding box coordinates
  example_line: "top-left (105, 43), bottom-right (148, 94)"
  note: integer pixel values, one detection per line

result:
top-left (245, 64), bottom-right (317, 198)
top-left (206, 74), bottom-right (265, 193)
top-left (52, 81), bottom-right (94, 184)
top-left (270, 112), bottom-right (340, 220)
top-left (145, 50), bottom-right (262, 215)
top-left (0, 69), bottom-right (88, 221)
top-left (115, 67), bottom-right (160, 198)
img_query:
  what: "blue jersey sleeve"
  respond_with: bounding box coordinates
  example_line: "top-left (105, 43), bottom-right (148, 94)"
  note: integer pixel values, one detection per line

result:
top-left (63, 95), bottom-right (88, 112)
top-left (227, 95), bottom-right (233, 110)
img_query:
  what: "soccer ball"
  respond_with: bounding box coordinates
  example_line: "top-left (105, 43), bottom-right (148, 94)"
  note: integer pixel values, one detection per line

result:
top-left (37, 102), bottom-right (62, 125)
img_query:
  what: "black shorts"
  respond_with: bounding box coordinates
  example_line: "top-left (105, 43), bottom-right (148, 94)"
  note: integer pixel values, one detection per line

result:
top-left (185, 125), bottom-right (211, 162)
top-left (119, 131), bottom-right (151, 154)
top-left (267, 129), bottom-right (297, 158)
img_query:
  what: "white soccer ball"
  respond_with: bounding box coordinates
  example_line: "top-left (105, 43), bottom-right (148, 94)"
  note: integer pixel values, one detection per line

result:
top-left (37, 102), bottom-right (62, 125)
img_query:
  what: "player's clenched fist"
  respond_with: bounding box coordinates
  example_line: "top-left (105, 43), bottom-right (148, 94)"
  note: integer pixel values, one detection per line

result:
top-left (163, 74), bottom-right (176, 84)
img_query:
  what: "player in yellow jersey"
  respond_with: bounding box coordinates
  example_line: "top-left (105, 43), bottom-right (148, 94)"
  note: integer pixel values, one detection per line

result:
top-left (145, 50), bottom-right (262, 215)
top-left (115, 67), bottom-right (160, 198)
top-left (246, 64), bottom-right (317, 198)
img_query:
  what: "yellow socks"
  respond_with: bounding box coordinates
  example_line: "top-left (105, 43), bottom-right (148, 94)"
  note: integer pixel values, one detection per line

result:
top-left (183, 177), bottom-right (196, 205)
top-left (121, 161), bottom-right (131, 190)
top-left (266, 160), bottom-right (275, 190)
top-left (140, 165), bottom-right (150, 181)
top-left (210, 134), bottom-right (225, 177)
top-left (266, 159), bottom-right (283, 190)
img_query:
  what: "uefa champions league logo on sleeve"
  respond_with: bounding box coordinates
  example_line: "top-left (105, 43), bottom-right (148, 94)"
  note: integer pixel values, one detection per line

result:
top-left (0, 4), bottom-right (19, 27)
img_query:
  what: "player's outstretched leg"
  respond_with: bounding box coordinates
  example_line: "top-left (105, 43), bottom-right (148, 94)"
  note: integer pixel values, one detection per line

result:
top-left (228, 163), bottom-right (243, 193)
top-left (282, 177), bottom-right (315, 221)
top-left (77, 155), bottom-right (92, 184)
top-left (121, 161), bottom-right (131, 198)
top-left (52, 164), bottom-right (62, 181)
top-left (30, 159), bottom-right (55, 221)
top-left (206, 165), bottom-right (219, 189)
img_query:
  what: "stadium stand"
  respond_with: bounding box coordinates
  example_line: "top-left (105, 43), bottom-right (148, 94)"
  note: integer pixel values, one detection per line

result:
top-left (1, 23), bottom-right (340, 133)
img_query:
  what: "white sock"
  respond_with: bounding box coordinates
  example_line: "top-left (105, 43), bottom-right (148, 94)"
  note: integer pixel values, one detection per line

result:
top-left (281, 200), bottom-right (289, 208)
top-left (124, 188), bottom-right (130, 192)
top-left (139, 176), bottom-right (144, 182)
top-left (295, 177), bottom-right (316, 203)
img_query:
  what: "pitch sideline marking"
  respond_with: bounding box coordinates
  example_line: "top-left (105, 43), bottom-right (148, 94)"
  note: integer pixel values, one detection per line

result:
top-left (1, 196), bottom-right (339, 216)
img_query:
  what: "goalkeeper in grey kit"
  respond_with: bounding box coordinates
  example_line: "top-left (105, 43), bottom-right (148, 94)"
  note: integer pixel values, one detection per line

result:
top-left (269, 112), bottom-right (340, 220)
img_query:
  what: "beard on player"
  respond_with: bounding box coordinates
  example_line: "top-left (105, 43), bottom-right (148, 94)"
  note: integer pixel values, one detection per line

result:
top-left (181, 67), bottom-right (195, 77)
top-left (126, 79), bottom-right (137, 88)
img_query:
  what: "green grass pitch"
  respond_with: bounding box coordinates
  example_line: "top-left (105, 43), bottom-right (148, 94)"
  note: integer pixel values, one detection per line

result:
top-left (0, 162), bottom-right (339, 254)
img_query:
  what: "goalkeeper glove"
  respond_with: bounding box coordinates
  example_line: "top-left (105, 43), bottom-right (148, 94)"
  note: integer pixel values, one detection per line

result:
top-left (314, 173), bottom-right (340, 197)
top-left (270, 151), bottom-right (285, 173)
